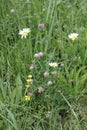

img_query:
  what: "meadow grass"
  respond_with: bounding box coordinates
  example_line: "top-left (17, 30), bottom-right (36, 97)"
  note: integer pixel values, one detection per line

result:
top-left (0, 0), bottom-right (87, 130)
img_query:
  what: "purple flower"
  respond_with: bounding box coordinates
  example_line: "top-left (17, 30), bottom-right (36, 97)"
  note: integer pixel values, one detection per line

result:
top-left (38, 87), bottom-right (44, 93)
top-left (34, 52), bottom-right (44, 58)
top-left (38, 52), bottom-right (44, 57)
top-left (38, 23), bottom-right (44, 28)
top-left (44, 72), bottom-right (49, 77)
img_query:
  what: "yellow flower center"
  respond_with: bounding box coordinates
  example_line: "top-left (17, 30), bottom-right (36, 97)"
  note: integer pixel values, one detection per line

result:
top-left (72, 35), bottom-right (77, 40)
top-left (51, 63), bottom-right (57, 67)
top-left (23, 31), bottom-right (28, 35)
top-left (52, 64), bottom-right (55, 67)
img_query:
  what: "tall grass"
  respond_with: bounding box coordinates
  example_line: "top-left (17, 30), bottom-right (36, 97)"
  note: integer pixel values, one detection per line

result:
top-left (0, 0), bottom-right (87, 129)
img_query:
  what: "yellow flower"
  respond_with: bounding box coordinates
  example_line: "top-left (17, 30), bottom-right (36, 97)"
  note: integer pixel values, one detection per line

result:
top-left (25, 95), bottom-right (30, 101)
top-left (25, 85), bottom-right (30, 88)
top-left (49, 62), bottom-right (58, 67)
top-left (68, 33), bottom-right (79, 41)
top-left (26, 79), bottom-right (33, 83)
top-left (28, 75), bottom-right (32, 78)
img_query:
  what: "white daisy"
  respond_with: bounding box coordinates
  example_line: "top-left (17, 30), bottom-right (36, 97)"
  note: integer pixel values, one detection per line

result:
top-left (49, 62), bottom-right (58, 68)
top-left (68, 33), bottom-right (79, 41)
top-left (19, 28), bottom-right (31, 38)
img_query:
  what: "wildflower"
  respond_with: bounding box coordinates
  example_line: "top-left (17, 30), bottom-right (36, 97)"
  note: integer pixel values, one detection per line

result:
top-left (38, 52), bottom-right (44, 57)
top-left (25, 85), bottom-right (30, 88)
top-left (29, 64), bottom-right (35, 70)
top-left (47, 81), bottom-right (53, 86)
top-left (44, 72), bottom-right (49, 77)
top-left (68, 33), bottom-right (79, 41)
top-left (25, 95), bottom-right (30, 101)
top-left (38, 23), bottom-right (44, 28)
top-left (34, 53), bottom-right (40, 58)
top-left (10, 9), bottom-right (15, 13)
top-left (19, 28), bottom-right (31, 38)
top-left (34, 52), bottom-right (44, 58)
top-left (28, 75), bottom-right (32, 78)
top-left (49, 62), bottom-right (58, 68)
top-left (38, 87), bottom-right (44, 93)
top-left (26, 79), bottom-right (33, 84)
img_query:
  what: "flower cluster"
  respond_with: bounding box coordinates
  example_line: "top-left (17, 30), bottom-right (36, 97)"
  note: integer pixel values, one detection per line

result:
top-left (25, 74), bottom-right (33, 101)
top-left (18, 25), bottom-right (79, 42)
top-left (19, 24), bottom-right (79, 104)
top-left (34, 52), bottom-right (44, 58)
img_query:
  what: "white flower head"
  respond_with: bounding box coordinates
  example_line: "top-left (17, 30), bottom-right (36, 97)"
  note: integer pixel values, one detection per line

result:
top-left (19, 28), bottom-right (31, 38)
top-left (47, 81), bottom-right (53, 86)
top-left (49, 62), bottom-right (58, 68)
top-left (29, 64), bottom-right (35, 70)
top-left (38, 52), bottom-right (44, 57)
top-left (68, 33), bottom-right (79, 41)
top-left (34, 53), bottom-right (40, 58)
top-left (10, 9), bottom-right (15, 13)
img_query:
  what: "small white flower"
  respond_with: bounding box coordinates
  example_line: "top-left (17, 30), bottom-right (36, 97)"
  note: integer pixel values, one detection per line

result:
top-left (49, 62), bottom-right (58, 68)
top-left (34, 53), bottom-right (40, 58)
top-left (19, 28), bottom-right (31, 38)
top-left (68, 33), bottom-right (79, 41)
top-left (10, 9), bottom-right (15, 13)
top-left (47, 81), bottom-right (53, 86)
top-left (29, 64), bottom-right (35, 70)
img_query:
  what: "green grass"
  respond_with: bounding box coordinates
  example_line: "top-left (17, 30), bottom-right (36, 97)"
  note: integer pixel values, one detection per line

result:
top-left (0, 0), bottom-right (87, 129)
